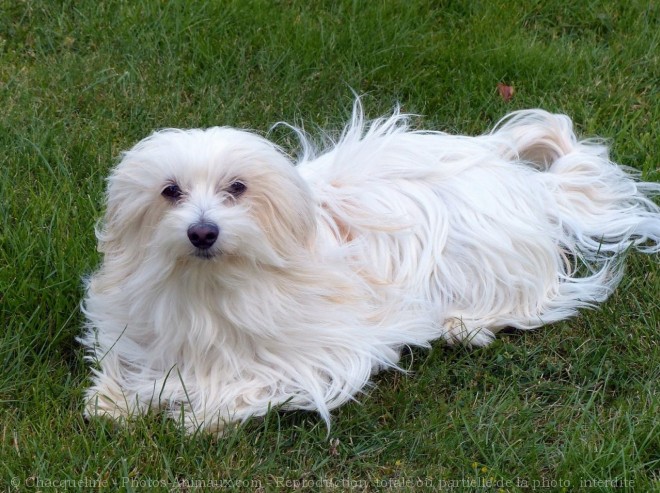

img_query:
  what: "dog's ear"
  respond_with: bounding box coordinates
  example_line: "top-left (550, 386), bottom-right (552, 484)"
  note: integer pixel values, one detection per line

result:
top-left (247, 159), bottom-right (318, 259)
top-left (99, 173), bottom-right (142, 251)
top-left (94, 156), bottom-right (164, 273)
top-left (86, 166), bottom-right (150, 294)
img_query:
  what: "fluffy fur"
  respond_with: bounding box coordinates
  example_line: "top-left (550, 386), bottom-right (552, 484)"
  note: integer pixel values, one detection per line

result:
top-left (80, 101), bottom-right (660, 433)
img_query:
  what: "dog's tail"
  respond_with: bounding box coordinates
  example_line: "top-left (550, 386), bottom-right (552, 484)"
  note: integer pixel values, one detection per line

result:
top-left (492, 110), bottom-right (660, 313)
top-left (492, 110), bottom-right (660, 251)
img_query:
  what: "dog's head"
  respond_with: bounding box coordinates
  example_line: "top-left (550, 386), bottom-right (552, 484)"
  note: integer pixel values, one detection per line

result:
top-left (99, 127), bottom-right (316, 272)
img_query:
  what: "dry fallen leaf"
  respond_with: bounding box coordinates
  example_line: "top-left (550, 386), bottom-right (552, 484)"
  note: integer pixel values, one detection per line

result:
top-left (497, 83), bottom-right (515, 102)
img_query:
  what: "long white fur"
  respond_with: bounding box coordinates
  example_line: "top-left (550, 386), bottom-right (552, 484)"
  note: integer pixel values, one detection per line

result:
top-left (80, 101), bottom-right (660, 433)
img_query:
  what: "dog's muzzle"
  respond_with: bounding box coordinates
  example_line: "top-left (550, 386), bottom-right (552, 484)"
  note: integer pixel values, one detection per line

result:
top-left (187, 222), bottom-right (219, 251)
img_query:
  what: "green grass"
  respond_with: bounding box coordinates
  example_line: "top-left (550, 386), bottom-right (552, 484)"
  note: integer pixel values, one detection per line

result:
top-left (1, 0), bottom-right (659, 491)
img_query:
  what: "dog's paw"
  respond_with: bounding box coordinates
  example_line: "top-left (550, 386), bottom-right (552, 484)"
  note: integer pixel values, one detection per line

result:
top-left (441, 317), bottom-right (495, 347)
top-left (83, 385), bottom-right (147, 423)
top-left (165, 403), bottom-right (230, 436)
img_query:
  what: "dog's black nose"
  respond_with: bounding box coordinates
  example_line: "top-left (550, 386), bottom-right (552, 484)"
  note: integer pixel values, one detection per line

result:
top-left (187, 223), bottom-right (219, 250)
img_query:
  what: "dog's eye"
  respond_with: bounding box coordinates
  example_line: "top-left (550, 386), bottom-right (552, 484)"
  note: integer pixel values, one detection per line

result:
top-left (161, 184), bottom-right (183, 200)
top-left (227, 181), bottom-right (247, 197)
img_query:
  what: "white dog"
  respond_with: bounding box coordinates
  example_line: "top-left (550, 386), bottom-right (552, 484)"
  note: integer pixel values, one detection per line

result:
top-left (81, 101), bottom-right (660, 433)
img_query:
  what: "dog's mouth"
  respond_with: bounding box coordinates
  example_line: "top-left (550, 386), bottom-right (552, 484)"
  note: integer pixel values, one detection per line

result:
top-left (192, 248), bottom-right (221, 260)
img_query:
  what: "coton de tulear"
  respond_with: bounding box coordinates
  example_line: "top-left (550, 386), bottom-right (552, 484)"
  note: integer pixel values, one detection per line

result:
top-left (81, 102), bottom-right (660, 433)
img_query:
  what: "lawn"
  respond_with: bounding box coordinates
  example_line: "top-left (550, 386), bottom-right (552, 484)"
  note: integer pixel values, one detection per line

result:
top-left (1, 0), bottom-right (658, 491)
